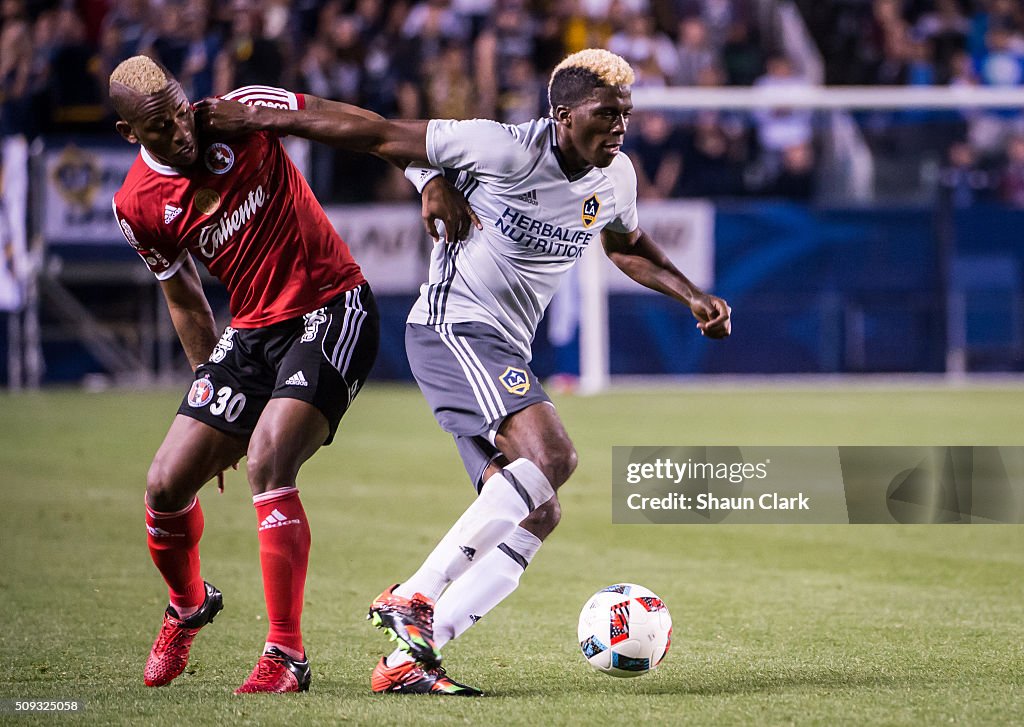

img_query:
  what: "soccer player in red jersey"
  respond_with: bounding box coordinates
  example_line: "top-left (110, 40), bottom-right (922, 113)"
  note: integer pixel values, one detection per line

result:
top-left (109, 55), bottom-right (475, 694)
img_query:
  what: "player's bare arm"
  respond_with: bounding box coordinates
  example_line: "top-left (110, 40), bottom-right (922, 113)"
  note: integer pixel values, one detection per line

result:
top-left (197, 96), bottom-right (479, 243)
top-left (158, 254), bottom-right (218, 369)
top-left (195, 96), bottom-right (430, 164)
top-left (601, 227), bottom-right (732, 339)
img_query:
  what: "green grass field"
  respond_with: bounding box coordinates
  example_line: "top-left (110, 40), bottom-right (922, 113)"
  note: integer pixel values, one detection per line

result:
top-left (2, 383), bottom-right (1022, 726)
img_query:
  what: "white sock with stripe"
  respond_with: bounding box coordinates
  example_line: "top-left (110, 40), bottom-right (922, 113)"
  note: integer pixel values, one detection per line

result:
top-left (394, 459), bottom-right (553, 602)
top-left (386, 527), bottom-right (543, 668)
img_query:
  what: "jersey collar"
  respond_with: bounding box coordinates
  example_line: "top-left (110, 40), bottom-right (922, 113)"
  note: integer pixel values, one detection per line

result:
top-left (141, 146), bottom-right (182, 177)
top-left (548, 121), bottom-right (593, 183)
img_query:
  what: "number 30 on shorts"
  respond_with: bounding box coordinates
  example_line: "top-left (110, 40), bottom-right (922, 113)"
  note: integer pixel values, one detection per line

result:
top-left (187, 377), bottom-right (247, 422)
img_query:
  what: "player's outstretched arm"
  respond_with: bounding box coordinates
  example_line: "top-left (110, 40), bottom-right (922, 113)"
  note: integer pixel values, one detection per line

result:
top-left (195, 95), bottom-right (430, 164)
top-left (158, 254), bottom-right (219, 370)
top-left (602, 227), bottom-right (732, 339)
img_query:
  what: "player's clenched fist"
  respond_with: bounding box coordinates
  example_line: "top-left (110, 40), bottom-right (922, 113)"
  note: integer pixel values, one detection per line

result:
top-left (691, 294), bottom-right (732, 339)
top-left (195, 97), bottom-right (258, 137)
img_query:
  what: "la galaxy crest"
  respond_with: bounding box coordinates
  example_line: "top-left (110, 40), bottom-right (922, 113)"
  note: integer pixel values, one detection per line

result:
top-left (581, 193), bottom-right (600, 228)
top-left (499, 366), bottom-right (530, 396)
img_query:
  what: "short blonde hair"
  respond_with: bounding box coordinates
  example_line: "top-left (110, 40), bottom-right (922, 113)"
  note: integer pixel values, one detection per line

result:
top-left (547, 49), bottom-right (635, 110)
top-left (550, 49), bottom-right (635, 89)
top-left (109, 55), bottom-right (168, 94)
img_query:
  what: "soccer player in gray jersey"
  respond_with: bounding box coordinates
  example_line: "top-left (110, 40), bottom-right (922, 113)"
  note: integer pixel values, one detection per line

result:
top-left (199, 48), bottom-right (731, 695)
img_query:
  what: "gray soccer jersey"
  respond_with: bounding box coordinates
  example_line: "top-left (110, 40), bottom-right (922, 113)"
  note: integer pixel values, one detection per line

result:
top-left (408, 117), bottom-right (640, 361)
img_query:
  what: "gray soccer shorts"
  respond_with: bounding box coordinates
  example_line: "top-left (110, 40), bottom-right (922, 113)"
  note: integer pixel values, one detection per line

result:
top-left (406, 321), bottom-right (551, 488)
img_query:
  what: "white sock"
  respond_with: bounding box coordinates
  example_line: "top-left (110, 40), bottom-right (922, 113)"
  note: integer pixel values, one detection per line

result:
top-left (395, 459), bottom-right (553, 602)
top-left (433, 527), bottom-right (543, 647)
top-left (385, 527), bottom-right (543, 667)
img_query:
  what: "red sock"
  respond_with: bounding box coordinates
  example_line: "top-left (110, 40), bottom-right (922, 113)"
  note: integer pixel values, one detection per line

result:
top-left (146, 497), bottom-right (206, 615)
top-left (254, 487), bottom-right (310, 657)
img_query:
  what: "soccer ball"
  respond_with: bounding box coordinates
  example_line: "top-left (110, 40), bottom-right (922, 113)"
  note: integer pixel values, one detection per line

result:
top-left (577, 583), bottom-right (672, 678)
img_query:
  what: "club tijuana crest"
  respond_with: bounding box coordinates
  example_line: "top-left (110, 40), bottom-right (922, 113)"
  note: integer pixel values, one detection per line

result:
top-left (198, 185), bottom-right (267, 258)
top-left (205, 143), bottom-right (235, 174)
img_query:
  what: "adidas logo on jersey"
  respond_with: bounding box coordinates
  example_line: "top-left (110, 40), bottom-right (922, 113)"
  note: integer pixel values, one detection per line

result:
top-left (164, 204), bottom-right (183, 224)
top-left (259, 508), bottom-right (301, 531)
top-left (517, 189), bottom-right (538, 206)
top-left (285, 371), bottom-right (308, 387)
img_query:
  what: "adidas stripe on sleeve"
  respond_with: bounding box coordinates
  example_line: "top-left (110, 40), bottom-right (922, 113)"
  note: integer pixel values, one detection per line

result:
top-left (221, 85), bottom-right (305, 111)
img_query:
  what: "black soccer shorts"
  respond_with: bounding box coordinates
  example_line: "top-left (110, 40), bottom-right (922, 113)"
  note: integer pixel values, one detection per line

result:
top-left (177, 284), bottom-right (379, 445)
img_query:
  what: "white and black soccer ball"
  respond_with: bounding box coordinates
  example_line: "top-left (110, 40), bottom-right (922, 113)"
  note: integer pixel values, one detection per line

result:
top-left (577, 583), bottom-right (672, 678)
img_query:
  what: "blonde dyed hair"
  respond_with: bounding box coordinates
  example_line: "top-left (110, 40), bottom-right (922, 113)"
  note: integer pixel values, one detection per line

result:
top-left (549, 49), bottom-right (635, 91)
top-left (109, 55), bottom-right (168, 94)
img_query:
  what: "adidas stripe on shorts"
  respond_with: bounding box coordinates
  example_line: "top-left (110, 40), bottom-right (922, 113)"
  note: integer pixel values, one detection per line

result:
top-left (405, 321), bottom-right (551, 488)
top-left (177, 284), bottom-right (379, 445)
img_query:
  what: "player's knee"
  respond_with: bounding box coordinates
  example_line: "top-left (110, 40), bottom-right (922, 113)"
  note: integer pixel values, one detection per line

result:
top-left (245, 449), bottom-right (296, 495)
top-left (145, 458), bottom-right (191, 512)
top-left (536, 443), bottom-right (577, 489)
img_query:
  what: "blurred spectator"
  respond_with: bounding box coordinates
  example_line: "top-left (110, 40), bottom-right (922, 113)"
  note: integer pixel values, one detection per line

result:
top-left (626, 112), bottom-right (684, 199)
top-left (559, 0), bottom-right (616, 52)
top-left (969, 0), bottom-right (1024, 63)
top-left (766, 141), bottom-right (815, 200)
top-left (721, 19), bottom-right (763, 86)
top-left (100, 0), bottom-right (149, 62)
top-left (905, 35), bottom-right (938, 86)
top-left (939, 140), bottom-right (996, 208)
top-left (914, 0), bottom-right (968, 82)
top-left (475, 1), bottom-right (535, 117)
top-left (975, 25), bottom-right (1024, 87)
top-left (301, 13), bottom-right (365, 104)
top-left (360, 1), bottom-right (415, 115)
top-left (426, 40), bottom-right (476, 120)
top-left (48, 6), bottom-right (105, 128)
top-left (679, 110), bottom-right (748, 197)
top-left (139, 1), bottom-right (219, 100)
top-left (751, 55), bottom-right (814, 173)
top-left (496, 56), bottom-right (545, 124)
top-left (1, 11), bottom-right (38, 137)
top-left (949, 49), bottom-right (980, 86)
top-left (672, 17), bottom-right (717, 86)
top-left (403, 0), bottom-right (470, 43)
top-left (998, 133), bottom-right (1024, 207)
top-left (968, 24), bottom-right (1024, 153)
top-left (532, 13), bottom-right (565, 75)
top-left (607, 14), bottom-right (678, 86)
top-left (451, 0), bottom-right (494, 38)
top-left (213, 2), bottom-right (288, 95)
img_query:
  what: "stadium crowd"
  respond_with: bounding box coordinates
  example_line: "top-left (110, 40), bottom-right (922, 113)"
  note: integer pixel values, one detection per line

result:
top-left (2, 0), bottom-right (1024, 204)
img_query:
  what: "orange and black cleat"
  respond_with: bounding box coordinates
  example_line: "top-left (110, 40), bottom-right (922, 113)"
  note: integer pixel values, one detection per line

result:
top-left (367, 584), bottom-right (442, 668)
top-left (371, 656), bottom-right (482, 696)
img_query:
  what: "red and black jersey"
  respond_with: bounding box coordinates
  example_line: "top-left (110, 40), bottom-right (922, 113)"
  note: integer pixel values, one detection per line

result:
top-left (112, 86), bottom-right (364, 328)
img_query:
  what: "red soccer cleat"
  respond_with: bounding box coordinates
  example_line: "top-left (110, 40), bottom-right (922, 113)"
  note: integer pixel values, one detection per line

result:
top-left (370, 656), bottom-right (482, 696)
top-left (367, 584), bottom-right (441, 668)
top-left (144, 582), bottom-right (223, 687)
top-left (234, 647), bottom-right (311, 694)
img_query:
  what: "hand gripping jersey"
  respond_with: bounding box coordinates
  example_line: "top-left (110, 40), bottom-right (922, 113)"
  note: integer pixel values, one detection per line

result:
top-left (112, 86), bottom-right (364, 328)
top-left (409, 117), bottom-right (639, 361)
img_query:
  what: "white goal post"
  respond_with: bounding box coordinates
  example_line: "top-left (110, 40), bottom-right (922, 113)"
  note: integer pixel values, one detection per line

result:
top-left (577, 84), bottom-right (1024, 393)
